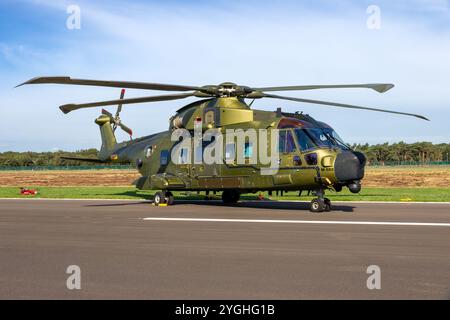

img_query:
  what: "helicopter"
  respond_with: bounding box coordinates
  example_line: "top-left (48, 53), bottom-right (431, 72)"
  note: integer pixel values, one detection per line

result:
top-left (17, 77), bottom-right (428, 212)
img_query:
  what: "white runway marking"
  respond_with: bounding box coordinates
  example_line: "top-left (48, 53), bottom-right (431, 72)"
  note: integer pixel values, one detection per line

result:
top-left (143, 217), bottom-right (450, 227)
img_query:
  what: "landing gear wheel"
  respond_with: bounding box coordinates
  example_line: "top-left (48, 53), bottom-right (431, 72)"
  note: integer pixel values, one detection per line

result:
top-left (164, 191), bottom-right (174, 205)
top-left (153, 191), bottom-right (166, 206)
top-left (310, 198), bottom-right (326, 212)
top-left (222, 190), bottom-right (240, 204)
top-left (324, 198), bottom-right (331, 212)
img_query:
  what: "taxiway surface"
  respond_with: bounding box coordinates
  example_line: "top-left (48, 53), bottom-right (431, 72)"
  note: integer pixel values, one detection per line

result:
top-left (0, 199), bottom-right (449, 299)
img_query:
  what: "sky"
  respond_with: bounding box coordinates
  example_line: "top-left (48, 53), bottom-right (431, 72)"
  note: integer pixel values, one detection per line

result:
top-left (0, 0), bottom-right (449, 152)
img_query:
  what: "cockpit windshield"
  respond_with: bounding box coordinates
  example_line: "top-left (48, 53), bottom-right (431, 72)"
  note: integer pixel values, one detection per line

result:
top-left (294, 128), bottom-right (350, 151)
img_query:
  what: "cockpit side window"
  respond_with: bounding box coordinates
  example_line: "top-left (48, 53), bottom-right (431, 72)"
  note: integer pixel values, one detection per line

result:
top-left (279, 130), bottom-right (297, 153)
top-left (286, 131), bottom-right (296, 153)
top-left (295, 129), bottom-right (317, 151)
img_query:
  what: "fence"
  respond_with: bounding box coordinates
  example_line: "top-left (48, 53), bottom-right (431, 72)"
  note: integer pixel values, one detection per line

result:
top-left (367, 161), bottom-right (450, 166)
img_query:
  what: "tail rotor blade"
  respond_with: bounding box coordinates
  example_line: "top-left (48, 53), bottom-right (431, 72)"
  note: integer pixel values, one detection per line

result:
top-left (118, 122), bottom-right (133, 137)
top-left (101, 109), bottom-right (114, 118)
top-left (116, 89), bottom-right (125, 118)
top-left (102, 95), bottom-right (132, 137)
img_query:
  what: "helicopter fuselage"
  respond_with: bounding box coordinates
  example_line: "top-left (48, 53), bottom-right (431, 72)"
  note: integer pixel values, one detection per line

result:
top-left (104, 97), bottom-right (366, 196)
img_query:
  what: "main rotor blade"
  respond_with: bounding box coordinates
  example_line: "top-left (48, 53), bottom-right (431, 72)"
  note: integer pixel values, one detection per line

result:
top-left (263, 93), bottom-right (429, 121)
top-left (60, 92), bottom-right (196, 114)
top-left (17, 76), bottom-right (202, 92)
top-left (254, 83), bottom-right (394, 93)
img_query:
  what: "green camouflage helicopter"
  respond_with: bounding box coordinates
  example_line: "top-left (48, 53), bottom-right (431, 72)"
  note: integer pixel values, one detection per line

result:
top-left (18, 77), bottom-right (428, 212)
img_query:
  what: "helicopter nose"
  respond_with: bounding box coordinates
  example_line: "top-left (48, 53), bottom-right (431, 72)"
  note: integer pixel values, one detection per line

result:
top-left (334, 151), bottom-right (366, 182)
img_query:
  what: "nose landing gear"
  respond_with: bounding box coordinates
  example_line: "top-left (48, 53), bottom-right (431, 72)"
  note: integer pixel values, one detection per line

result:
top-left (310, 198), bottom-right (331, 212)
top-left (309, 189), bottom-right (331, 212)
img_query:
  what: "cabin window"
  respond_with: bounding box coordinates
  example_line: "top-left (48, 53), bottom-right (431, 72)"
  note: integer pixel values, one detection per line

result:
top-left (179, 148), bottom-right (189, 164)
top-left (194, 141), bottom-right (203, 162)
top-left (145, 146), bottom-right (153, 158)
top-left (225, 143), bottom-right (236, 161)
top-left (160, 150), bottom-right (169, 166)
top-left (244, 142), bottom-right (253, 158)
top-left (202, 135), bottom-right (215, 149)
top-left (279, 130), bottom-right (297, 153)
top-left (293, 155), bottom-right (302, 166)
top-left (205, 110), bottom-right (215, 126)
top-left (136, 158), bottom-right (143, 169)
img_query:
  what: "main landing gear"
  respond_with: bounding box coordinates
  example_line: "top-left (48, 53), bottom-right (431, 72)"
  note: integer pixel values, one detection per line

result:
top-left (309, 189), bottom-right (331, 213)
top-left (153, 191), bottom-right (174, 206)
top-left (222, 190), bottom-right (240, 204)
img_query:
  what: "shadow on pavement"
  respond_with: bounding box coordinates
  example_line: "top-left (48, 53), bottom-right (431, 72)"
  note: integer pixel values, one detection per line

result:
top-left (170, 199), bottom-right (355, 212)
top-left (83, 191), bottom-right (355, 212)
top-left (84, 201), bottom-right (150, 207)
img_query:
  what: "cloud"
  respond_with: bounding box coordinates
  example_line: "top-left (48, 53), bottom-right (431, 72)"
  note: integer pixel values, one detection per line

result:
top-left (1, 0), bottom-right (450, 151)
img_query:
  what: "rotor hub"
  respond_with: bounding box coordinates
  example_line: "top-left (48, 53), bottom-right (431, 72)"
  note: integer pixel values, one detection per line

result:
top-left (209, 82), bottom-right (251, 97)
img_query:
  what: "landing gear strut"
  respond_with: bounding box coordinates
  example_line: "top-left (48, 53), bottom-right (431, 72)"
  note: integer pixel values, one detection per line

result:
top-left (309, 189), bottom-right (331, 212)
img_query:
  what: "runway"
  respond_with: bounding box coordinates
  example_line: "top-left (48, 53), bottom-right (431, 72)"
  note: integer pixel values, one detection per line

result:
top-left (0, 199), bottom-right (449, 299)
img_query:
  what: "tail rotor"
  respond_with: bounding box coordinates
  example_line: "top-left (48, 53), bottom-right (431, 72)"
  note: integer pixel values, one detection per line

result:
top-left (101, 89), bottom-right (133, 138)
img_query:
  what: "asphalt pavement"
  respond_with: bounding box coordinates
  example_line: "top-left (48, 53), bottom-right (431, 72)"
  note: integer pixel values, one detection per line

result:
top-left (0, 199), bottom-right (449, 299)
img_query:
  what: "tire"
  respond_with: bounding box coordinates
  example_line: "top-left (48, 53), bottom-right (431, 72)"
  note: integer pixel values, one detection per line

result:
top-left (222, 190), bottom-right (240, 204)
top-left (310, 198), bottom-right (326, 212)
top-left (231, 191), bottom-right (240, 203)
top-left (324, 198), bottom-right (331, 212)
top-left (222, 190), bottom-right (232, 204)
top-left (165, 192), bottom-right (174, 205)
top-left (154, 191), bottom-right (166, 206)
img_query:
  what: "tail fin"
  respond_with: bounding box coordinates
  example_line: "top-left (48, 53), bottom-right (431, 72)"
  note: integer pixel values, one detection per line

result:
top-left (95, 115), bottom-right (117, 161)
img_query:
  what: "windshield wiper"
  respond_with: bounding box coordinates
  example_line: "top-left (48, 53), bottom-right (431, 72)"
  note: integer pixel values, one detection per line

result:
top-left (326, 132), bottom-right (351, 150)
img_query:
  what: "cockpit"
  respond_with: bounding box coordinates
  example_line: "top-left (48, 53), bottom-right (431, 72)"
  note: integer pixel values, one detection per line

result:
top-left (294, 127), bottom-right (350, 151)
top-left (278, 117), bottom-right (351, 152)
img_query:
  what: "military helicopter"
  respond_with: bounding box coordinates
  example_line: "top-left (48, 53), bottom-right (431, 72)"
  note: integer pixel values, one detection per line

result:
top-left (18, 77), bottom-right (428, 212)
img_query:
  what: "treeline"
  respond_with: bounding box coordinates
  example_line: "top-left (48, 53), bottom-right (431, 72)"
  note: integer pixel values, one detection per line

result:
top-left (352, 142), bottom-right (450, 165)
top-left (0, 149), bottom-right (102, 167)
top-left (0, 142), bottom-right (449, 167)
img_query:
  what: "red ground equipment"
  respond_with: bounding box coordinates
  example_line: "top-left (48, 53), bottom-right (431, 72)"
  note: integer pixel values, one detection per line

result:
top-left (20, 188), bottom-right (38, 196)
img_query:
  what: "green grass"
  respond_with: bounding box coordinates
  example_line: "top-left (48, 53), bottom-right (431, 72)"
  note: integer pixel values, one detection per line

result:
top-left (1, 186), bottom-right (450, 202)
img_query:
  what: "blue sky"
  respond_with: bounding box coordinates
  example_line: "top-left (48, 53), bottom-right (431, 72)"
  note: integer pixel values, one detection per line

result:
top-left (0, 0), bottom-right (449, 151)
